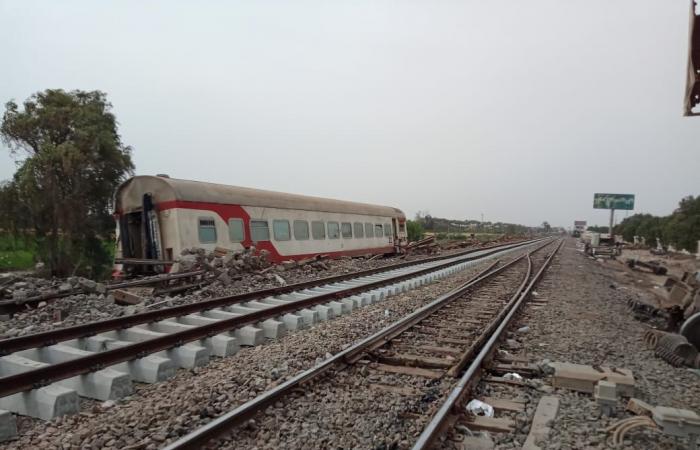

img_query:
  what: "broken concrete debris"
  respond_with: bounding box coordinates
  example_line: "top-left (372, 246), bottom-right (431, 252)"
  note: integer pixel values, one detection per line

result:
top-left (606, 402), bottom-right (700, 448)
top-left (626, 397), bottom-right (655, 417)
top-left (522, 395), bottom-right (559, 450)
top-left (594, 380), bottom-right (618, 416)
top-left (549, 362), bottom-right (635, 396)
top-left (172, 246), bottom-right (339, 287)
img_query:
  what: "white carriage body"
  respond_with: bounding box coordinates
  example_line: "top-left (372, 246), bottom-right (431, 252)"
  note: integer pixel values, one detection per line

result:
top-left (113, 175), bottom-right (407, 269)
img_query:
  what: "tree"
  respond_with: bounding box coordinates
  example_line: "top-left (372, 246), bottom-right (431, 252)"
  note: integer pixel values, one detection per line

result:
top-left (616, 213), bottom-right (663, 245)
top-left (406, 220), bottom-right (424, 242)
top-left (663, 196), bottom-right (700, 252)
top-left (1, 89), bottom-right (134, 277)
top-left (541, 221), bottom-right (551, 232)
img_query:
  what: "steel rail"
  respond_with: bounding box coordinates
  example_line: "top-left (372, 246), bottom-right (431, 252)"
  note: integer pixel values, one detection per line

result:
top-left (0, 240), bottom-right (548, 398)
top-left (0, 238), bottom-right (543, 356)
top-left (162, 240), bottom-right (555, 450)
top-left (1, 242), bottom-right (534, 312)
top-left (446, 253), bottom-right (533, 377)
top-left (411, 239), bottom-right (564, 450)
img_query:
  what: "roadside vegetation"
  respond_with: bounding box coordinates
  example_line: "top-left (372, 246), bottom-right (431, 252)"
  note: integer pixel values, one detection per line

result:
top-left (406, 220), bottom-right (424, 242)
top-left (614, 196), bottom-right (700, 252)
top-left (409, 212), bottom-right (534, 242)
top-left (0, 89), bottom-right (133, 278)
top-left (586, 196), bottom-right (700, 252)
top-left (0, 232), bottom-right (35, 271)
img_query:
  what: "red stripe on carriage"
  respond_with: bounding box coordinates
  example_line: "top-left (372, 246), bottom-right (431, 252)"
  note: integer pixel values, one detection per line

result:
top-left (156, 200), bottom-right (394, 263)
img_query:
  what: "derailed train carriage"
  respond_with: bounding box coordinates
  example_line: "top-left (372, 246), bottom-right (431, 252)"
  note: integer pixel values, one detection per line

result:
top-left (113, 175), bottom-right (407, 275)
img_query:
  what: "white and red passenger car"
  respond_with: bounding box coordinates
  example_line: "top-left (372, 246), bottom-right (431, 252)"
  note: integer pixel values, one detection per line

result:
top-left (113, 175), bottom-right (407, 273)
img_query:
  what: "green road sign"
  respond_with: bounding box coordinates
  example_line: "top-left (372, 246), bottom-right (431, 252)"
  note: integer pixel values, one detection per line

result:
top-left (593, 193), bottom-right (635, 210)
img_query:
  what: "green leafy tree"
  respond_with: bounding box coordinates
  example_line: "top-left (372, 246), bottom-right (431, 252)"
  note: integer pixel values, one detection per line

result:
top-left (663, 196), bottom-right (700, 251)
top-left (1, 89), bottom-right (134, 277)
top-left (406, 220), bottom-right (424, 242)
top-left (587, 225), bottom-right (609, 233)
top-left (0, 180), bottom-right (30, 237)
top-left (616, 213), bottom-right (663, 245)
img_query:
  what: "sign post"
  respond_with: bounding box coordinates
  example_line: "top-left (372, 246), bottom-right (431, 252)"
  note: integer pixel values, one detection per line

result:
top-left (593, 193), bottom-right (635, 240)
top-left (609, 208), bottom-right (615, 239)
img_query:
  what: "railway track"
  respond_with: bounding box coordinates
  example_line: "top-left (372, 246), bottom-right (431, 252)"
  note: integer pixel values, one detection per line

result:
top-left (0, 238), bottom-right (546, 439)
top-left (162, 238), bottom-right (562, 449)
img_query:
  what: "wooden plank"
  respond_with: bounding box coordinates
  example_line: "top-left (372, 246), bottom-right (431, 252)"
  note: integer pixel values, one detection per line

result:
top-left (114, 258), bottom-right (175, 265)
top-left (378, 353), bottom-right (453, 369)
top-left (373, 363), bottom-right (443, 379)
top-left (496, 354), bottom-right (531, 364)
top-left (490, 363), bottom-right (536, 375)
top-left (411, 326), bottom-right (472, 340)
top-left (523, 396), bottom-right (559, 450)
top-left (418, 345), bottom-right (462, 356)
top-left (480, 397), bottom-right (526, 412)
top-left (461, 416), bottom-right (515, 433)
top-left (437, 337), bottom-right (471, 346)
top-left (369, 383), bottom-right (420, 396)
top-left (483, 376), bottom-right (525, 386)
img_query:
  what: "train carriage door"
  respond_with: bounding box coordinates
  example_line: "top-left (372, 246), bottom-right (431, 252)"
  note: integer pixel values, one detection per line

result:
top-left (142, 193), bottom-right (164, 272)
top-left (392, 218), bottom-right (399, 241)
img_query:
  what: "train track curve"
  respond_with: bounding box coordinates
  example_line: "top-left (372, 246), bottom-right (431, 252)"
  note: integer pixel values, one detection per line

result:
top-left (162, 238), bottom-right (562, 449)
top-left (0, 238), bottom-right (547, 437)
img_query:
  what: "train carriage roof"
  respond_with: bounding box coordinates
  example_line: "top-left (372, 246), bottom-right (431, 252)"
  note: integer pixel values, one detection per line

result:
top-left (115, 175), bottom-right (405, 218)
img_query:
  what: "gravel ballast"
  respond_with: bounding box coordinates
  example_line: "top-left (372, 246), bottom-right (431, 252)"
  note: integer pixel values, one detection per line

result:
top-left (7, 238), bottom-right (694, 450)
top-left (0, 250), bottom-right (465, 339)
top-left (1, 251), bottom-right (516, 450)
top-left (482, 239), bottom-right (700, 450)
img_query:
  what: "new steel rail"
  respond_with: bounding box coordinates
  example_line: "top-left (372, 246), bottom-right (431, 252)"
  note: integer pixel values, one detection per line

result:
top-left (162, 238), bottom-right (558, 450)
top-left (412, 238), bottom-right (564, 449)
top-left (0, 238), bottom-right (546, 399)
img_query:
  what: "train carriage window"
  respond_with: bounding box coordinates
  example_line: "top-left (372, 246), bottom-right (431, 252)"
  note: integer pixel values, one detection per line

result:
top-left (364, 222), bottom-right (374, 238)
top-left (399, 222), bottom-right (406, 233)
top-left (327, 222), bottom-right (340, 239)
top-left (375, 224), bottom-right (383, 238)
top-left (385, 223), bottom-right (392, 237)
top-left (312, 221), bottom-right (326, 240)
top-left (250, 220), bottom-right (270, 242)
top-left (273, 220), bottom-right (291, 241)
top-left (228, 218), bottom-right (245, 242)
top-left (353, 222), bottom-right (364, 238)
top-left (341, 222), bottom-right (352, 238)
top-left (293, 220), bottom-right (309, 240)
top-left (198, 218), bottom-right (217, 244)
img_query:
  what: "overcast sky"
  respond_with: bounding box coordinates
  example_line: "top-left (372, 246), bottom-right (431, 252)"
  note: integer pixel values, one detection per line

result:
top-left (1, 1), bottom-right (698, 228)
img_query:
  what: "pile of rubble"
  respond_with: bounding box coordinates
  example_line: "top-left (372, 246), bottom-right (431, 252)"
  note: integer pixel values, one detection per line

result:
top-left (0, 274), bottom-right (107, 302)
top-left (0, 247), bottom-right (401, 337)
top-left (173, 246), bottom-right (337, 287)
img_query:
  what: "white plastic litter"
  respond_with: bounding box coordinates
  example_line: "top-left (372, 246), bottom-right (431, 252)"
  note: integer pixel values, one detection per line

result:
top-left (503, 372), bottom-right (523, 381)
top-left (466, 399), bottom-right (494, 417)
top-left (517, 326), bottom-right (530, 333)
top-left (384, 309), bottom-right (390, 316)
